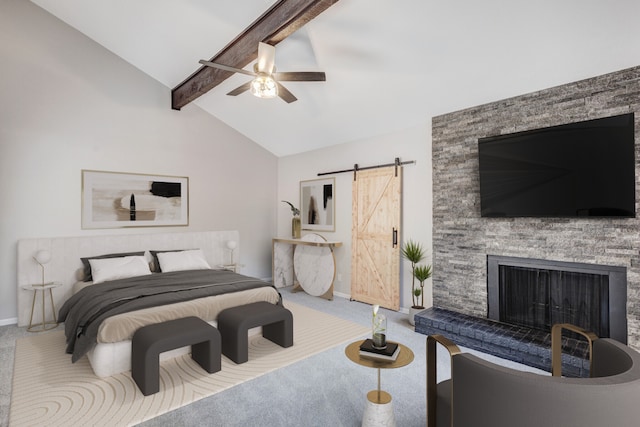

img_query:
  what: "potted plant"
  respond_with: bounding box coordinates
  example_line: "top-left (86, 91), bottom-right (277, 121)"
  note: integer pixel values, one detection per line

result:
top-left (282, 200), bottom-right (301, 238)
top-left (401, 240), bottom-right (426, 325)
top-left (413, 263), bottom-right (433, 311)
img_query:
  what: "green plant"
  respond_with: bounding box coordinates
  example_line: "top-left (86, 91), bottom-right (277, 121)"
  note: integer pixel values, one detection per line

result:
top-left (401, 240), bottom-right (425, 308)
top-left (281, 200), bottom-right (300, 216)
top-left (414, 264), bottom-right (432, 308)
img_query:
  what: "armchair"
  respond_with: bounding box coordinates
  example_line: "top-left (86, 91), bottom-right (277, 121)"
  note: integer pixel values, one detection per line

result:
top-left (427, 323), bottom-right (640, 427)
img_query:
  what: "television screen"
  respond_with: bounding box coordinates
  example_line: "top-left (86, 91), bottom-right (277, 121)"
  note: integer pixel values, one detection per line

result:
top-left (478, 113), bottom-right (635, 218)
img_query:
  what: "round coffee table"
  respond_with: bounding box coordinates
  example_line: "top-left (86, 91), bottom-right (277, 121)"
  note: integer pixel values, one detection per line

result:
top-left (345, 339), bottom-right (414, 426)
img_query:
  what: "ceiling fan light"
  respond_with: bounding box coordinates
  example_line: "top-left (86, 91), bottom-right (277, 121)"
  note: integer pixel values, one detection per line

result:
top-left (250, 73), bottom-right (278, 99)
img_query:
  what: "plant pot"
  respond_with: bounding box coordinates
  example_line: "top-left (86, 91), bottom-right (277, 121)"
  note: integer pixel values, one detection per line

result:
top-left (291, 216), bottom-right (301, 239)
top-left (409, 306), bottom-right (425, 326)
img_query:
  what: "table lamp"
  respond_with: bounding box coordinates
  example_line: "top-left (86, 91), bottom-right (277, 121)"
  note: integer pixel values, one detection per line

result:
top-left (226, 240), bottom-right (237, 264)
top-left (34, 250), bottom-right (52, 287)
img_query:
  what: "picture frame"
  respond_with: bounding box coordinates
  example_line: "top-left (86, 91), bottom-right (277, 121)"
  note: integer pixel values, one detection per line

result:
top-left (81, 170), bottom-right (189, 229)
top-left (300, 177), bottom-right (335, 232)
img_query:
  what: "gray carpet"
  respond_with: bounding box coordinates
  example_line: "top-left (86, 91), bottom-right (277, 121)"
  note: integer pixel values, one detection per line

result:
top-left (135, 291), bottom-right (423, 427)
top-left (1, 287), bottom-right (546, 427)
top-left (138, 289), bottom-right (545, 427)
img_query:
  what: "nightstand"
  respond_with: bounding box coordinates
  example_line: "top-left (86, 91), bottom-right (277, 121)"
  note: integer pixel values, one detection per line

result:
top-left (21, 282), bottom-right (62, 332)
top-left (220, 264), bottom-right (238, 273)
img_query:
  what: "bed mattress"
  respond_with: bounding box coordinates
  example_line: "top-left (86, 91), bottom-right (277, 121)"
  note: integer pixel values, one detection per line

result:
top-left (59, 268), bottom-right (281, 376)
top-left (88, 286), bottom-right (280, 377)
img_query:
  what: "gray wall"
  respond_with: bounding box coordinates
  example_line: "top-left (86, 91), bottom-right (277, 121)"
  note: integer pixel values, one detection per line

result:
top-left (277, 124), bottom-right (432, 309)
top-left (432, 66), bottom-right (640, 349)
top-left (0, 0), bottom-right (277, 323)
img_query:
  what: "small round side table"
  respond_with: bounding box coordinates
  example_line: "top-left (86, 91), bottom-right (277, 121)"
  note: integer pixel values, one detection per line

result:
top-left (21, 282), bottom-right (62, 332)
top-left (345, 339), bottom-right (414, 427)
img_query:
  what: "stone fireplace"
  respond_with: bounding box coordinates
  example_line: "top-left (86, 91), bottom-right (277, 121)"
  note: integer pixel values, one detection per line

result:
top-left (415, 254), bottom-right (628, 375)
top-left (431, 65), bottom-right (640, 349)
top-left (487, 255), bottom-right (627, 343)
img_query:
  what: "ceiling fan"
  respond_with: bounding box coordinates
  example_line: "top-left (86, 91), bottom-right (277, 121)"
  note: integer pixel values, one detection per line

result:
top-left (199, 42), bottom-right (325, 103)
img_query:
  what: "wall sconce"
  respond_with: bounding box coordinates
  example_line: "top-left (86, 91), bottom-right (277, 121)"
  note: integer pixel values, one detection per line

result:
top-left (226, 240), bottom-right (237, 265)
top-left (33, 250), bottom-right (52, 287)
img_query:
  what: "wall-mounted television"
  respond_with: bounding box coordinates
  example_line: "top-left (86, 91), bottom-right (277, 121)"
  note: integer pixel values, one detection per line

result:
top-left (478, 113), bottom-right (635, 218)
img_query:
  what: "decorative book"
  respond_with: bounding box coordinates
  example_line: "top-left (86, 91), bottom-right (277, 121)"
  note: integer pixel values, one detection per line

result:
top-left (359, 339), bottom-right (400, 361)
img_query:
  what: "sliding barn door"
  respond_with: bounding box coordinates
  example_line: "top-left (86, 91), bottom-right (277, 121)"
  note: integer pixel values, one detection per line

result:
top-left (351, 166), bottom-right (402, 310)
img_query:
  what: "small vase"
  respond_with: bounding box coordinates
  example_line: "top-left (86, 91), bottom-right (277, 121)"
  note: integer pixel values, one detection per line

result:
top-left (292, 216), bottom-right (301, 239)
top-left (372, 313), bottom-right (387, 349)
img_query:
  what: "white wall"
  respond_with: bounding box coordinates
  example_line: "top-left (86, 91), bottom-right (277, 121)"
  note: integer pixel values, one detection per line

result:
top-left (277, 123), bottom-right (432, 310)
top-left (0, 0), bottom-right (277, 323)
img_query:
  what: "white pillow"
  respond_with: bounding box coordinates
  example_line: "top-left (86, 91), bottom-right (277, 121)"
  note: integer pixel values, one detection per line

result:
top-left (156, 249), bottom-right (211, 272)
top-left (89, 256), bottom-right (152, 284)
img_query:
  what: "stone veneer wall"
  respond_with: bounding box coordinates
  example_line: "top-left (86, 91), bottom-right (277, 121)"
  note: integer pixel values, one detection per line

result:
top-left (431, 66), bottom-right (640, 349)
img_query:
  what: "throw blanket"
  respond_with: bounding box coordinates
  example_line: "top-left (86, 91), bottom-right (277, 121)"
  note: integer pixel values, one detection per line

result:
top-left (59, 269), bottom-right (276, 362)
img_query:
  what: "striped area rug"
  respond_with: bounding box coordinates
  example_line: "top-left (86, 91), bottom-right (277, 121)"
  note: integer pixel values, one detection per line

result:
top-left (9, 302), bottom-right (368, 426)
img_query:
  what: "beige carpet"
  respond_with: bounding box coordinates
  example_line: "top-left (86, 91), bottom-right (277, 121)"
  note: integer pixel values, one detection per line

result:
top-left (9, 302), bottom-right (369, 426)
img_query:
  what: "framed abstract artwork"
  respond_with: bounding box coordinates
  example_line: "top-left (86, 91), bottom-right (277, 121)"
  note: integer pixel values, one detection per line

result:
top-left (300, 177), bottom-right (335, 232)
top-left (81, 170), bottom-right (189, 229)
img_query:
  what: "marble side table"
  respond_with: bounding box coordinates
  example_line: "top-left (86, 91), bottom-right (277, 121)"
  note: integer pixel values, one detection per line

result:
top-left (345, 340), bottom-right (414, 427)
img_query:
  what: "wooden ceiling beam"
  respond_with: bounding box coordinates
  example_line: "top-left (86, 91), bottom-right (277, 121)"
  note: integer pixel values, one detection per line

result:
top-left (171, 0), bottom-right (340, 110)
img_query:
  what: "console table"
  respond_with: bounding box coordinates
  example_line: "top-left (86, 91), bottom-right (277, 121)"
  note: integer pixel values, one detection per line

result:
top-left (272, 234), bottom-right (342, 300)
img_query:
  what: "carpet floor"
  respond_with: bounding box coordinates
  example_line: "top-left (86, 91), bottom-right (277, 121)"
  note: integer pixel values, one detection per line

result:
top-left (138, 289), bottom-right (546, 427)
top-left (4, 288), bottom-right (546, 426)
top-left (8, 300), bottom-right (368, 426)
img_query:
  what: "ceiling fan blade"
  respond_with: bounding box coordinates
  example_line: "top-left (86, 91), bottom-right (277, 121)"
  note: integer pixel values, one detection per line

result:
top-left (226, 81), bottom-right (252, 96)
top-left (273, 71), bottom-right (326, 82)
top-left (199, 60), bottom-right (255, 77)
top-left (276, 82), bottom-right (297, 103)
top-left (256, 42), bottom-right (276, 74)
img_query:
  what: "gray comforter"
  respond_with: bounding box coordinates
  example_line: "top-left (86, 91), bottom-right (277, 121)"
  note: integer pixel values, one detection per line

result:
top-left (58, 269), bottom-right (277, 362)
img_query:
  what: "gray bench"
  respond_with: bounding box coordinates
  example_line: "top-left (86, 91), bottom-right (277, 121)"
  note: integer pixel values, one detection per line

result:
top-left (131, 316), bottom-right (221, 396)
top-left (217, 302), bottom-right (293, 364)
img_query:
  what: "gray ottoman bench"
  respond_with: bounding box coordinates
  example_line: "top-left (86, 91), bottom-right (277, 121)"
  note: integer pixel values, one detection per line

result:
top-left (132, 316), bottom-right (221, 396)
top-left (217, 302), bottom-right (293, 364)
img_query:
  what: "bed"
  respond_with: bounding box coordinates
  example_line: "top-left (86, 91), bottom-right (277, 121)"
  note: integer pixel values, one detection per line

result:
top-left (17, 231), bottom-right (281, 377)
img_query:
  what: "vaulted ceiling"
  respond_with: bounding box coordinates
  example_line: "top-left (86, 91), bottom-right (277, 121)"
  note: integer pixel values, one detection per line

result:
top-left (31, 0), bottom-right (640, 157)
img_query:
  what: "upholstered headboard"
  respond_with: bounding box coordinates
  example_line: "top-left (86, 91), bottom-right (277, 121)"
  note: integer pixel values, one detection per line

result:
top-left (17, 230), bottom-right (239, 327)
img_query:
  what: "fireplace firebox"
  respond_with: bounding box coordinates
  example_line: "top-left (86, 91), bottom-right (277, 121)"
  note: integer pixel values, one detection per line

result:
top-left (487, 255), bottom-right (627, 343)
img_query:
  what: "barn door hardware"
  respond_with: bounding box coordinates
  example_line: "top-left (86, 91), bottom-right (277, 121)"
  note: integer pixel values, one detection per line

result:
top-left (317, 158), bottom-right (416, 180)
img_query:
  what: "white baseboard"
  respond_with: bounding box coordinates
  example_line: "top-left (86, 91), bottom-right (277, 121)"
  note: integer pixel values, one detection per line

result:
top-left (333, 290), bottom-right (350, 300)
top-left (0, 317), bottom-right (18, 326)
top-left (333, 291), bottom-right (411, 314)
